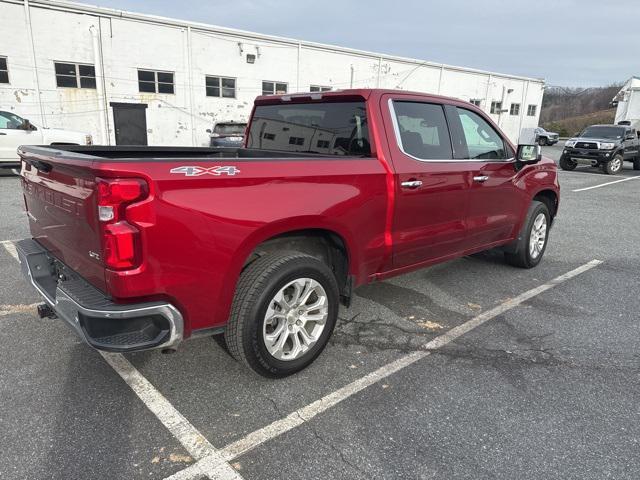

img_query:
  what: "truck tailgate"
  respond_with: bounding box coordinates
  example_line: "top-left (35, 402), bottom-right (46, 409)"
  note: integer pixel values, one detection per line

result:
top-left (20, 150), bottom-right (107, 291)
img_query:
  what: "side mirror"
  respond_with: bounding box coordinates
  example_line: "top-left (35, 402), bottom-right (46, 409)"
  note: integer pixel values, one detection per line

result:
top-left (574, 132), bottom-right (581, 137)
top-left (20, 119), bottom-right (35, 131)
top-left (206, 129), bottom-right (212, 134)
top-left (517, 144), bottom-right (542, 164)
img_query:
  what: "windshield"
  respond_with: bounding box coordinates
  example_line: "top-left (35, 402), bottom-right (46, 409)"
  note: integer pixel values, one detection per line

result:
top-left (213, 123), bottom-right (246, 135)
top-left (247, 101), bottom-right (371, 156)
top-left (580, 126), bottom-right (624, 140)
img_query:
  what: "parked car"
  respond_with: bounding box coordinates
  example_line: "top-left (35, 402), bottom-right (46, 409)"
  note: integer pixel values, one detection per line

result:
top-left (0, 110), bottom-right (92, 172)
top-left (535, 127), bottom-right (559, 146)
top-left (16, 89), bottom-right (559, 377)
top-left (560, 124), bottom-right (640, 174)
top-left (207, 121), bottom-right (247, 147)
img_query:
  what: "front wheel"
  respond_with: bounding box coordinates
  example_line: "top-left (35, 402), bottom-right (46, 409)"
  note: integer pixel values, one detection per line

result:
top-left (603, 154), bottom-right (623, 175)
top-left (633, 158), bottom-right (640, 171)
top-left (504, 201), bottom-right (551, 269)
top-left (538, 137), bottom-right (547, 146)
top-left (559, 156), bottom-right (577, 171)
top-left (225, 251), bottom-right (339, 378)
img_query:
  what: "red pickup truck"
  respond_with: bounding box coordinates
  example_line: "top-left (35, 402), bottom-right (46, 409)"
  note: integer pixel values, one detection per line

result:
top-left (16, 89), bottom-right (559, 377)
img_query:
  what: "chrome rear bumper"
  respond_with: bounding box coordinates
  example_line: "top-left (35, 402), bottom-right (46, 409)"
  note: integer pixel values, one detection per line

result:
top-left (16, 238), bottom-right (183, 352)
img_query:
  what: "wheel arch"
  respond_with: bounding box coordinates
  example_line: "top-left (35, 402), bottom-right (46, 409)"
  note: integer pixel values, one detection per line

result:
top-left (227, 221), bottom-right (358, 311)
top-left (532, 189), bottom-right (558, 224)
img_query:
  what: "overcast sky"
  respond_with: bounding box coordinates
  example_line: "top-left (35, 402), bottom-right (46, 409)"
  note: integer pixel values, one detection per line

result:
top-left (93, 0), bottom-right (639, 87)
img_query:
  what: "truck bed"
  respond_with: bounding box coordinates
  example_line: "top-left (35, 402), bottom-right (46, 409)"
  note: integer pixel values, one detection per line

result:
top-left (20, 145), bottom-right (336, 160)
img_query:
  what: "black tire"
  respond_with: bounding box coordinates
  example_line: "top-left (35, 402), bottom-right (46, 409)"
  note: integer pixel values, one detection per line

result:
top-left (603, 154), bottom-right (623, 175)
top-left (538, 137), bottom-right (547, 146)
top-left (559, 156), bottom-right (577, 171)
top-left (633, 158), bottom-right (640, 171)
top-left (504, 201), bottom-right (551, 269)
top-left (224, 250), bottom-right (339, 378)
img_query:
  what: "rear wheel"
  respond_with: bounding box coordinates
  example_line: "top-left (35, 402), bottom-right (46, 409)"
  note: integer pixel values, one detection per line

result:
top-left (225, 251), bottom-right (339, 377)
top-left (633, 158), bottom-right (640, 171)
top-left (559, 156), bottom-right (577, 171)
top-left (505, 201), bottom-right (550, 269)
top-left (603, 154), bottom-right (623, 175)
top-left (538, 137), bottom-right (547, 146)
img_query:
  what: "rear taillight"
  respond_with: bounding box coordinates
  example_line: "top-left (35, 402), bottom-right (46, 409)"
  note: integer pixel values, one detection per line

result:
top-left (96, 178), bottom-right (148, 270)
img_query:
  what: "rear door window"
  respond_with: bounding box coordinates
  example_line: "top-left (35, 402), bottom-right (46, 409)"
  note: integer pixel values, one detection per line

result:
top-left (247, 102), bottom-right (370, 156)
top-left (391, 101), bottom-right (453, 160)
top-left (454, 108), bottom-right (509, 160)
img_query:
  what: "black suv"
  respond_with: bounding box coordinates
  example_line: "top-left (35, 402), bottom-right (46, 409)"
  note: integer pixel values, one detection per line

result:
top-left (560, 124), bottom-right (640, 174)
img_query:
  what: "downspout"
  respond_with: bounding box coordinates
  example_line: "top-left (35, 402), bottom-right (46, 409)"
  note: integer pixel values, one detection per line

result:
top-left (437, 65), bottom-right (444, 94)
top-left (350, 64), bottom-right (354, 88)
top-left (484, 73), bottom-right (493, 113)
top-left (89, 24), bottom-right (108, 144)
top-left (186, 26), bottom-right (196, 146)
top-left (498, 85), bottom-right (507, 127)
top-left (518, 80), bottom-right (530, 139)
top-left (296, 42), bottom-right (301, 92)
top-left (376, 57), bottom-right (382, 87)
top-left (24, 0), bottom-right (46, 126)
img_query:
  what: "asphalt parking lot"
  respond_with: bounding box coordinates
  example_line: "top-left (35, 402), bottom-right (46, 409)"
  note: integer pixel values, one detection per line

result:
top-left (1, 147), bottom-right (639, 480)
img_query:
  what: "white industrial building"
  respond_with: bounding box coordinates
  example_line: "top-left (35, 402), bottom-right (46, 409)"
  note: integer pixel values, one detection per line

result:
top-left (614, 77), bottom-right (640, 127)
top-left (0, 0), bottom-right (546, 146)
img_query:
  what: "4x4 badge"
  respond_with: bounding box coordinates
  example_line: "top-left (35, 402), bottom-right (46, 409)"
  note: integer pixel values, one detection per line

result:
top-left (170, 166), bottom-right (240, 176)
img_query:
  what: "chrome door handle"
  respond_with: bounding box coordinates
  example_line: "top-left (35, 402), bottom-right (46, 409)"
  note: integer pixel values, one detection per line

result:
top-left (473, 175), bottom-right (489, 183)
top-left (400, 180), bottom-right (423, 189)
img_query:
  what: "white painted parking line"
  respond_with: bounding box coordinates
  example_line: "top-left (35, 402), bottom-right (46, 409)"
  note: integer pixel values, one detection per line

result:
top-left (100, 352), bottom-right (244, 480)
top-left (572, 176), bottom-right (640, 192)
top-left (170, 259), bottom-right (602, 478)
top-left (0, 303), bottom-right (40, 317)
top-left (558, 170), bottom-right (634, 179)
top-left (1, 240), bottom-right (18, 261)
top-left (2, 240), bottom-right (243, 480)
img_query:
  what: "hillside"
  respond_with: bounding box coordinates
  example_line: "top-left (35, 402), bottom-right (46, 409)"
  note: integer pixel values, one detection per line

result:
top-left (540, 85), bottom-right (620, 125)
top-left (541, 108), bottom-right (616, 137)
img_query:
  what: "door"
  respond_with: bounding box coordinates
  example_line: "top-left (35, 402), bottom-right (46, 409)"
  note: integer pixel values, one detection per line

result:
top-left (0, 111), bottom-right (41, 162)
top-left (111, 103), bottom-right (148, 145)
top-left (623, 129), bottom-right (639, 159)
top-left (382, 96), bottom-right (474, 269)
top-left (447, 105), bottom-right (523, 248)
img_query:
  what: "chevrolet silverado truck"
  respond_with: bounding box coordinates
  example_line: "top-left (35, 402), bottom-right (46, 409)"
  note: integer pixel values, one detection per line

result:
top-left (15, 89), bottom-right (559, 377)
top-left (0, 109), bottom-right (92, 172)
top-left (560, 124), bottom-right (640, 174)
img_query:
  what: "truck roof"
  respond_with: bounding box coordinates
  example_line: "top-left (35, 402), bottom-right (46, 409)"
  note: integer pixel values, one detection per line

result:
top-left (254, 88), bottom-right (463, 105)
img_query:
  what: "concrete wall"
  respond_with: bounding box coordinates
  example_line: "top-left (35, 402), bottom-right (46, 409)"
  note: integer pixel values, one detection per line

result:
top-left (0, 0), bottom-right (545, 146)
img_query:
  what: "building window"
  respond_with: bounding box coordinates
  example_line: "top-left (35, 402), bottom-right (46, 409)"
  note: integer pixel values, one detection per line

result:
top-left (206, 76), bottom-right (236, 98)
top-left (288, 136), bottom-right (304, 146)
top-left (469, 99), bottom-right (482, 107)
top-left (509, 103), bottom-right (520, 115)
top-left (262, 81), bottom-right (288, 96)
top-left (54, 62), bottom-right (95, 88)
top-left (310, 85), bottom-right (331, 92)
top-left (527, 104), bottom-right (538, 116)
top-left (0, 57), bottom-right (8, 84)
top-left (138, 69), bottom-right (174, 94)
top-left (490, 101), bottom-right (502, 114)
top-left (317, 140), bottom-right (330, 148)
top-left (263, 133), bottom-right (275, 140)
